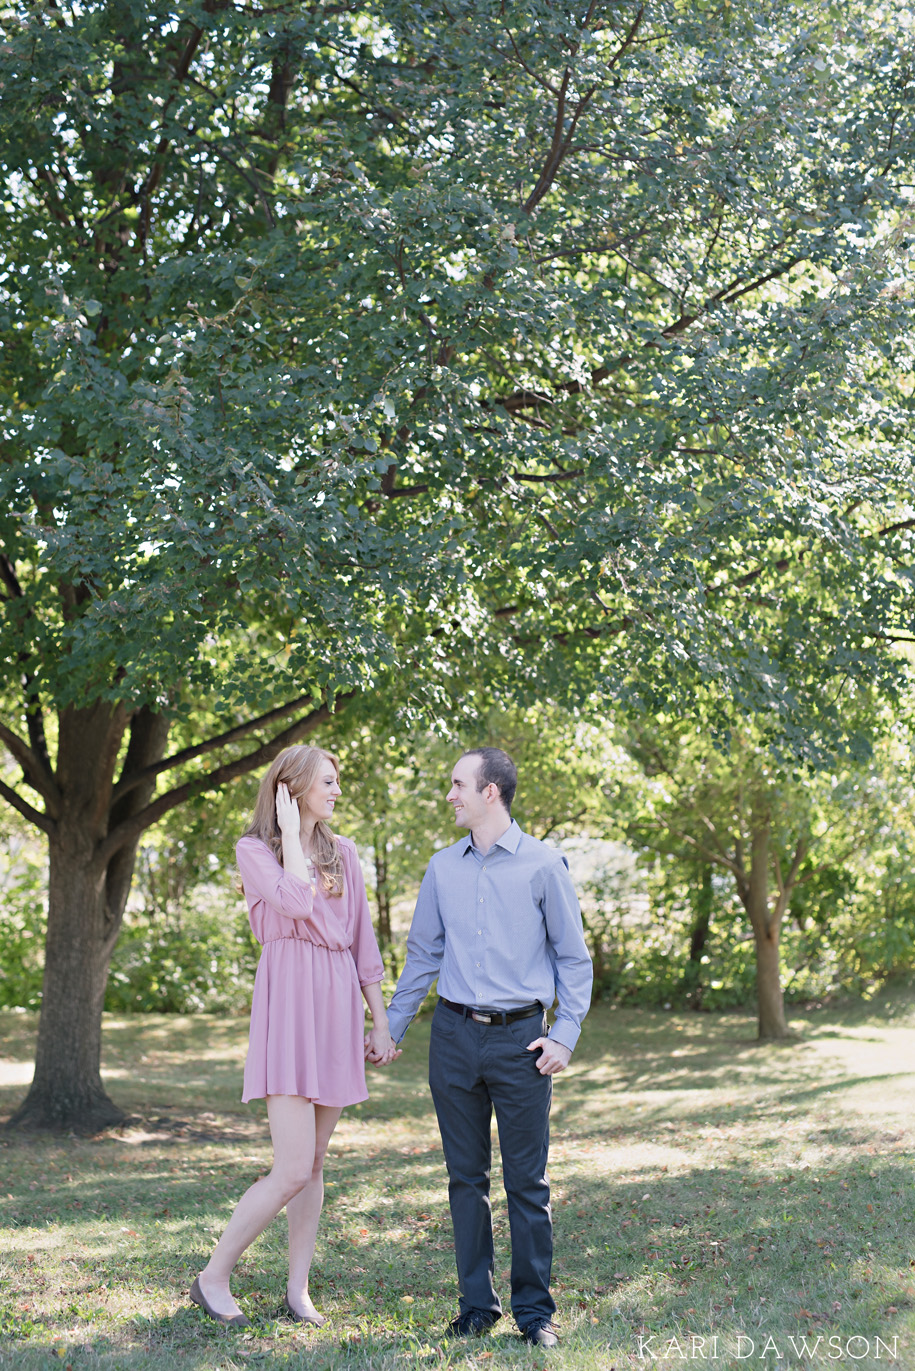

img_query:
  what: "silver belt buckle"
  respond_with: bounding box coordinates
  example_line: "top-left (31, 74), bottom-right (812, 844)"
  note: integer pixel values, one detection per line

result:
top-left (471, 1010), bottom-right (493, 1024)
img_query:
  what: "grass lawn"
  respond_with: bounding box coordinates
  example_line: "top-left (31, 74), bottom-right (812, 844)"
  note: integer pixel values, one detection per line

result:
top-left (1, 991), bottom-right (914, 1370)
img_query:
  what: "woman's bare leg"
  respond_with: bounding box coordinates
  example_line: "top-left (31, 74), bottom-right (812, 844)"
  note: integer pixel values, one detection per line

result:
top-left (285, 1104), bottom-right (343, 1322)
top-left (195, 1096), bottom-right (316, 1318)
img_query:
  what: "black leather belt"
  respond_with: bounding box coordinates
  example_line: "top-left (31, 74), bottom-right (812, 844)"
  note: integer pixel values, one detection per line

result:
top-left (440, 997), bottom-right (543, 1026)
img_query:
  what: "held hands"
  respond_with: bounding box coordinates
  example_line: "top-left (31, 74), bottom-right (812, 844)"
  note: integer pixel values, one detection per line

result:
top-left (275, 782), bottom-right (301, 836)
top-left (527, 1036), bottom-right (572, 1076)
top-left (364, 1025), bottom-right (402, 1068)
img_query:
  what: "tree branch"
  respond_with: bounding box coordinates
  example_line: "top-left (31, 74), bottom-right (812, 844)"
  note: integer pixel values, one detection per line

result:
top-left (876, 516), bottom-right (915, 538)
top-left (514, 7), bottom-right (643, 216)
top-left (113, 689), bottom-right (356, 801)
top-left (98, 698), bottom-right (348, 865)
top-left (523, 72), bottom-right (600, 216)
top-left (136, 16), bottom-right (209, 246)
top-left (512, 468), bottom-right (584, 483)
top-left (0, 553), bottom-right (55, 794)
top-left (603, 6), bottom-right (646, 72)
top-left (496, 246), bottom-right (805, 413)
top-left (772, 836), bottom-right (808, 923)
top-left (495, 27), bottom-right (560, 96)
top-left (0, 777), bottom-right (54, 834)
top-left (636, 819), bottom-right (742, 879)
top-left (0, 721), bottom-right (59, 811)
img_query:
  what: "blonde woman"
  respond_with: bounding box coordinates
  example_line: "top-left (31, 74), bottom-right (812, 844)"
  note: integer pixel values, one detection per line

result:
top-left (190, 745), bottom-right (398, 1328)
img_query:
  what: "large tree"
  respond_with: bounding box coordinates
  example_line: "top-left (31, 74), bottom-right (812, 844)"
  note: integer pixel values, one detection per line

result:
top-left (1, 0), bottom-right (913, 1128)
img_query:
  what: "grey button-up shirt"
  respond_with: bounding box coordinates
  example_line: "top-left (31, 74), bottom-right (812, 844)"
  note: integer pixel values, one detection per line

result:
top-left (386, 820), bottom-right (593, 1052)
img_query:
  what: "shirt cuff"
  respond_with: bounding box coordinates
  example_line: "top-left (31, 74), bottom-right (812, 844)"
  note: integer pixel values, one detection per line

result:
top-left (547, 1018), bottom-right (580, 1053)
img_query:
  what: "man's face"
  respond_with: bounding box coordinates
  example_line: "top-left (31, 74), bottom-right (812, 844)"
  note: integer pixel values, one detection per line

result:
top-left (446, 754), bottom-right (490, 830)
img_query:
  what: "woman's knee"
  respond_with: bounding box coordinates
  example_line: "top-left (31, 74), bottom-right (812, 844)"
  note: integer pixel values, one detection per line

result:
top-left (273, 1167), bottom-right (313, 1201)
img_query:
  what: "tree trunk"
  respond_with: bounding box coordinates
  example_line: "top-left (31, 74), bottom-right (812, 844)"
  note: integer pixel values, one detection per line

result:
top-left (741, 814), bottom-right (790, 1040)
top-left (8, 832), bottom-right (124, 1131)
top-left (372, 831), bottom-right (392, 944)
top-left (754, 921), bottom-right (788, 1039)
top-left (682, 862), bottom-right (712, 1004)
top-left (6, 703), bottom-right (170, 1133)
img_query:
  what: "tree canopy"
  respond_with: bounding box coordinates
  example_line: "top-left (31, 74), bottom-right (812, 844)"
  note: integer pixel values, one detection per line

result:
top-left (2, 0), bottom-right (913, 751)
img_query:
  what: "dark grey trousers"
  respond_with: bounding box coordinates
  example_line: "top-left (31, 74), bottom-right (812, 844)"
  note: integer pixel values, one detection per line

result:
top-left (428, 1000), bottom-right (555, 1329)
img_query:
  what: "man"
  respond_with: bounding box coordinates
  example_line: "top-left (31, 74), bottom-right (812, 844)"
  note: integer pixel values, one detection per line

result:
top-left (368, 747), bottom-right (592, 1348)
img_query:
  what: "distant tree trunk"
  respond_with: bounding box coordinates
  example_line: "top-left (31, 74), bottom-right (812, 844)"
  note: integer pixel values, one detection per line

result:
top-left (372, 831), bottom-right (392, 945)
top-left (738, 814), bottom-right (790, 1040)
top-left (682, 863), bottom-right (713, 1005)
top-left (6, 703), bottom-right (170, 1133)
top-left (754, 922), bottom-right (788, 1040)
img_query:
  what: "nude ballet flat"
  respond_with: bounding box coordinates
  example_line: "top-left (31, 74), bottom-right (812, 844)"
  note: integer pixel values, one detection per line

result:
top-left (283, 1295), bottom-right (324, 1326)
top-left (190, 1275), bottom-right (250, 1328)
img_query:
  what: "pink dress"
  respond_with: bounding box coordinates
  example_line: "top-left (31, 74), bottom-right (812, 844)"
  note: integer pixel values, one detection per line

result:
top-left (237, 834), bottom-right (384, 1107)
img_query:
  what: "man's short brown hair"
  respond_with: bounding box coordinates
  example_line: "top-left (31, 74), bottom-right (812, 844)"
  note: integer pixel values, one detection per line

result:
top-left (462, 747), bottom-right (517, 813)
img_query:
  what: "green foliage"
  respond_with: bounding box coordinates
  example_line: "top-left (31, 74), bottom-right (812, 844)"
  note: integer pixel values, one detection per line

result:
top-left (0, 829), bottom-right (46, 1011)
top-left (582, 857), bottom-right (758, 1008)
top-left (582, 717), bottom-right (915, 1009)
top-left (105, 904), bottom-right (259, 1015)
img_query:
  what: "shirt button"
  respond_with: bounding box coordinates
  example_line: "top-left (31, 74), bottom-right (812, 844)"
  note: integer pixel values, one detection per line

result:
top-left (477, 929), bottom-right (482, 935)
top-left (479, 896), bottom-right (484, 903)
top-left (476, 961), bottom-right (481, 967)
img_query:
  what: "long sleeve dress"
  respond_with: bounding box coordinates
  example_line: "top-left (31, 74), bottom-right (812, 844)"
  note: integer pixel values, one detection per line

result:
top-left (236, 833), bottom-right (384, 1107)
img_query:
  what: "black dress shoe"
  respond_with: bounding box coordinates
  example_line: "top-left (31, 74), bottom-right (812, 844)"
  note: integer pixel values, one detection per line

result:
top-left (446, 1310), bottom-right (498, 1337)
top-left (521, 1321), bottom-right (559, 1348)
top-left (189, 1275), bottom-right (250, 1328)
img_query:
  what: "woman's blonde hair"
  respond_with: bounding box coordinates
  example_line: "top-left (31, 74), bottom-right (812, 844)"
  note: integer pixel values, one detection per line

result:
top-left (244, 745), bottom-right (344, 896)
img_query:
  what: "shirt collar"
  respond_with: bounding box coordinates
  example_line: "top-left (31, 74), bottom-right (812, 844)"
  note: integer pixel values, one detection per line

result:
top-left (461, 818), bottom-right (523, 857)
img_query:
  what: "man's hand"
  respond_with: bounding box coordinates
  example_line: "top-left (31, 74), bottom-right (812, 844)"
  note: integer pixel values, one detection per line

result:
top-left (364, 1026), bottom-right (402, 1067)
top-left (526, 1037), bottom-right (572, 1076)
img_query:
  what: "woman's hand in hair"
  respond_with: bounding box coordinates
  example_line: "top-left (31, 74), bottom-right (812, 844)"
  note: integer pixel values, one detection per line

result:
top-left (275, 782), bottom-right (301, 836)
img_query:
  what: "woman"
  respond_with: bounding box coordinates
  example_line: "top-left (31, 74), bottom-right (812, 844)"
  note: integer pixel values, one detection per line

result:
top-left (190, 745), bottom-right (398, 1328)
